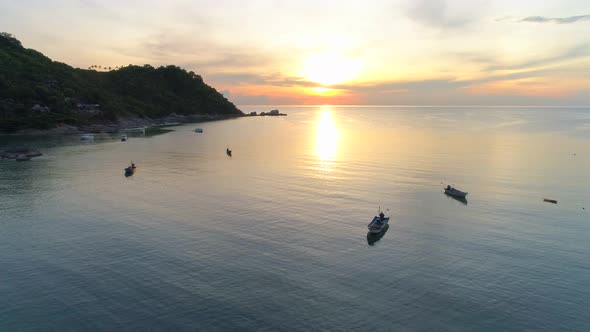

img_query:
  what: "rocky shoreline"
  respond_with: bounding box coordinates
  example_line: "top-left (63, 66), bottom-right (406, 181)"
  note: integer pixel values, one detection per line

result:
top-left (3, 113), bottom-right (244, 136)
top-left (1, 148), bottom-right (43, 161)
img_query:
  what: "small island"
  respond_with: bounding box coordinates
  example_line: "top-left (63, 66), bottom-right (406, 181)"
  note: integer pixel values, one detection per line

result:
top-left (248, 109), bottom-right (287, 117)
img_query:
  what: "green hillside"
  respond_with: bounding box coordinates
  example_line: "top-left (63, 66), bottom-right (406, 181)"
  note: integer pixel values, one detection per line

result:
top-left (0, 32), bottom-right (242, 133)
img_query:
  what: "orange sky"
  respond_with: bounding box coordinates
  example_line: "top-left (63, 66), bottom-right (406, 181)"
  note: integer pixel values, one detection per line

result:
top-left (2, 0), bottom-right (590, 105)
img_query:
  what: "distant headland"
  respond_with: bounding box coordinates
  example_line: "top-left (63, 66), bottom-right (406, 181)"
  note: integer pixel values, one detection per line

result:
top-left (0, 32), bottom-right (244, 134)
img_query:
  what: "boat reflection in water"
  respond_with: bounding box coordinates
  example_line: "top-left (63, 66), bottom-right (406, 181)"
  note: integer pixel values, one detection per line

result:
top-left (445, 192), bottom-right (468, 205)
top-left (367, 224), bottom-right (389, 246)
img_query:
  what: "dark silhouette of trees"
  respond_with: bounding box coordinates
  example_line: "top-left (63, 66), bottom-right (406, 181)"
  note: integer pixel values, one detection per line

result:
top-left (0, 33), bottom-right (242, 132)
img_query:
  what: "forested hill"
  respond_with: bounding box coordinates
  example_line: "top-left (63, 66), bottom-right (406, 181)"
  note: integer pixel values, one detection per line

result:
top-left (0, 32), bottom-right (243, 132)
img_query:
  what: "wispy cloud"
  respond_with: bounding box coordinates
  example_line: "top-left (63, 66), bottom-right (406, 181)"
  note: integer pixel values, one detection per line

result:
top-left (486, 43), bottom-right (590, 71)
top-left (494, 16), bottom-right (513, 22)
top-left (406, 0), bottom-right (468, 28)
top-left (109, 29), bottom-right (279, 73)
top-left (205, 73), bottom-right (307, 86)
top-left (520, 15), bottom-right (590, 24)
top-left (405, 0), bottom-right (487, 29)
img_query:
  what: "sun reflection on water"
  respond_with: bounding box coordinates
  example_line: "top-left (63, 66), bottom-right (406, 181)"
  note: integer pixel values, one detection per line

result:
top-left (316, 109), bottom-right (339, 162)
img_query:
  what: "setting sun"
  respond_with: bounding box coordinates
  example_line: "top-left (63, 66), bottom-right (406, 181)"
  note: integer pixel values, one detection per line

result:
top-left (303, 53), bottom-right (362, 86)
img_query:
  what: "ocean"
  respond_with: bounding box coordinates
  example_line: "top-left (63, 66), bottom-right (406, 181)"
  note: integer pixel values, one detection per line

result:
top-left (1, 106), bottom-right (589, 331)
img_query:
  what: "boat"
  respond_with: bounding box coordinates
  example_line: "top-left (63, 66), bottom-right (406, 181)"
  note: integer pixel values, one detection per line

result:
top-left (195, 128), bottom-right (203, 133)
top-left (124, 163), bottom-right (137, 177)
top-left (543, 198), bottom-right (558, 204)
top-left (120, 134), bottom-right (127, 141)
top-left (15, 154), bottom-right (31, 161)
top-left (80, 133), bottom-right (94, 141)
top-left (444, 185), bottom-right (467, 198)
top-left (226, 148), bottom-right (232, 157)
top-left (367, 210), bottom-right (390, 234)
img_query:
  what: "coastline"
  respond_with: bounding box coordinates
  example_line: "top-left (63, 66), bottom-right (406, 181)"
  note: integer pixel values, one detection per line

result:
top-left (1, 113), bottom-right (244, 136)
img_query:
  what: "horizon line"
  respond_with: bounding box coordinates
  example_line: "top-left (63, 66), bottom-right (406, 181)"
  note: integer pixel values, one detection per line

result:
top-left (237, 104), bottom-right (590, 108)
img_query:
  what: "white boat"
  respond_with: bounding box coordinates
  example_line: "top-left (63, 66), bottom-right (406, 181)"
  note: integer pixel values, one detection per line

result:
top-left (195, 128), bottom-right (203, 133)
top-left (444, 185), bottom-right (467, 198)
top-left (367, 213), bottom-right (390, 234)
top-left (80, 133), bottom-right (94, 141)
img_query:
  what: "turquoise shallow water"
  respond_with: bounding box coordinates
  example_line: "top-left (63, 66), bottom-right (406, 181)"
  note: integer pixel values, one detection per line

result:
top-left (1, 106), bottom-right (590, 331)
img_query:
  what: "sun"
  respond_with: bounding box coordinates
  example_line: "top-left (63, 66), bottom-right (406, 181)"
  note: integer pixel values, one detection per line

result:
top-left (303, 53), bottom-right (362, 86)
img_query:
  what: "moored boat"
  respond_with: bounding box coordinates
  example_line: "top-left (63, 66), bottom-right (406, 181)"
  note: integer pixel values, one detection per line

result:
top-left (121, 134), bottom-right (127, 141)
top-left (367, 210), bottom-right (389, 234)
top-left (195, 128), bottom-right (203, 133)
top-left (444, 185), bottom-right (467, 198)
top-left (80, 133), bottom-right (94, 141)
top-left (124, 162), bottom-right (137, 177)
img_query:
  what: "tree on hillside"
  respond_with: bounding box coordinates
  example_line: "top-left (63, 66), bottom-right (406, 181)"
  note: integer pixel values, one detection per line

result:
top-left (0, 32), bottom-right (22, 47)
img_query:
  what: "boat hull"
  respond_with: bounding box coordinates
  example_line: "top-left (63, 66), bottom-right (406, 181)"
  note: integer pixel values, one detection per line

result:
top-left (367, 224), bottom-right (389, 245)
top-left (444, 188), bottom-right (467, 198)
top-left (367, 216), bottom-right (389, 233)
top-left (124, 167), bottom-right (136, 177)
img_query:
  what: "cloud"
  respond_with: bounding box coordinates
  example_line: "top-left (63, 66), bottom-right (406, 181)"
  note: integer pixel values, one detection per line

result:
top-left (446, 43), bottom-right (590, 74)
top-left (406, 0), bottom-right (466, 28)
top-left (108, 29), bottom-right (279, 74)
top-left (520, 15), bottom-right (590, 24)
top-left (485, 43), bottom-right (590, 71)
top-left (77, 0), bottom-right (121, 22)
top-left (494, 16), bottom-right (513, 22)
top-left (204, 72), bottom-right (318, 88)
top-left (206, 59), bottom-right (590, 105)
top-left (405, 0), bottom-right (486, 29)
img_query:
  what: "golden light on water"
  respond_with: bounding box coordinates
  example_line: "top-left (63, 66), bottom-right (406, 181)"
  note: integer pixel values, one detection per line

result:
top-left (315, 109), bottom-right (339, 161)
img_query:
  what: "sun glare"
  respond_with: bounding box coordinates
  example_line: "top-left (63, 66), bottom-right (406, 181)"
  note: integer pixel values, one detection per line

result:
top-left (311, 87), bottom-right (337, 95)
top-left (303, 53), bottom-right (362, 86)
top-left (316, 110), bottom-right (339, 161)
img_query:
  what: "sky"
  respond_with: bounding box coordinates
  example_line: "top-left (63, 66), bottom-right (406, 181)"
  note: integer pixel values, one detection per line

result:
top-left (1, 0), bottom-right (590, 105)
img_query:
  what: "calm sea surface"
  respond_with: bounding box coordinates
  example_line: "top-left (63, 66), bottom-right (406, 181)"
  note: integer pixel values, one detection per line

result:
top-left (1, 106), bottom-right (590, 331)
